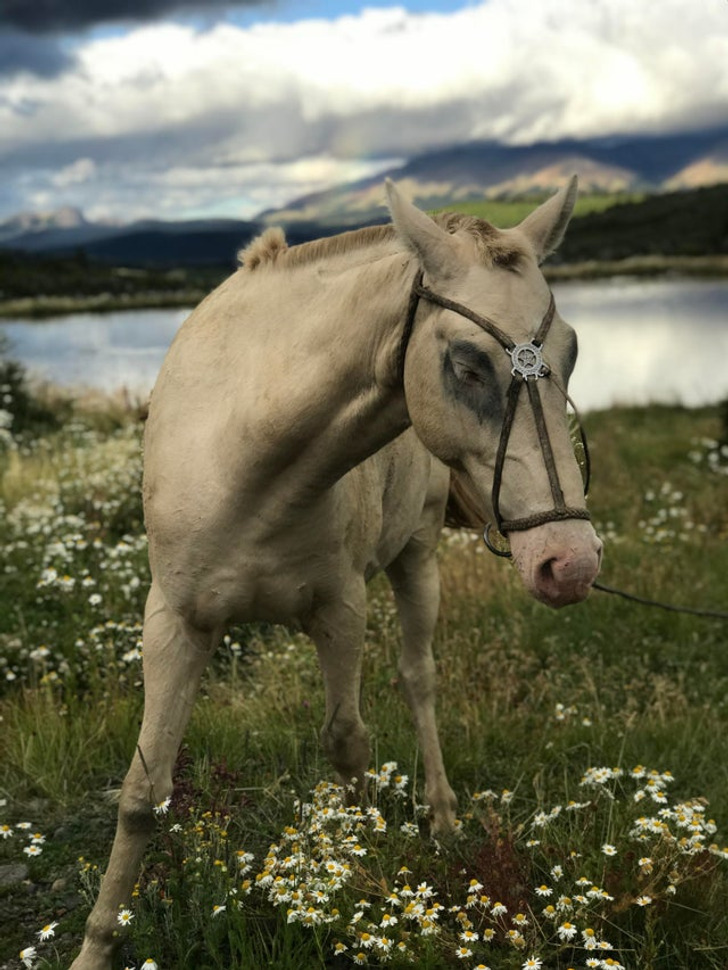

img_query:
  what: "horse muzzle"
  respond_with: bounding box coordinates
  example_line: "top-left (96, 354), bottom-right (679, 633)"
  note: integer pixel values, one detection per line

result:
top-left (509, 519), bottom-right (603, 609)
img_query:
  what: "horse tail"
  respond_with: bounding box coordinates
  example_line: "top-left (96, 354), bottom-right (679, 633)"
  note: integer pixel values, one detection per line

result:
top-left (444, 469), bottom-right (488, 531)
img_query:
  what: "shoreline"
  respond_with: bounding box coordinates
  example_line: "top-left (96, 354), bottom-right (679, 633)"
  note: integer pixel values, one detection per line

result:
top-left (1, 255), bottom-right (727, 319)
top-left (544, 253), bottom-right (728, 282)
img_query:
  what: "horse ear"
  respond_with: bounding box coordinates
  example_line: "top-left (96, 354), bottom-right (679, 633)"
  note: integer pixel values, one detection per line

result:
top-left (385, 178), bottom-right (462, 278)
top-left (516, 175), bottom-right (578, 264)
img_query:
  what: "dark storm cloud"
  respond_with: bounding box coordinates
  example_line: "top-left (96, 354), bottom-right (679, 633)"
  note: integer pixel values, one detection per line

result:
top-left (0, 28), bottom-right (75, 76)
top-left (0, 0), bottom-right (262, 34)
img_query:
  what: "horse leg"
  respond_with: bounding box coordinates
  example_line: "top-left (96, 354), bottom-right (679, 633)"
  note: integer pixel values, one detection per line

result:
top-left (304, 584), bottom-right (370, 799)
top-left (70, 583), bottom-right (219, 970)
top-left (386, 538), bottom-right (457, 833)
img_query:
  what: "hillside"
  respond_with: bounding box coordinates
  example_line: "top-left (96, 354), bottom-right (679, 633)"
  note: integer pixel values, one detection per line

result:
top-left (1, 126), bottom-right (727, 271)
top-left (262, 126), bottom-right (728, 227)
top-left (0, 185), bottom-right (726, 315)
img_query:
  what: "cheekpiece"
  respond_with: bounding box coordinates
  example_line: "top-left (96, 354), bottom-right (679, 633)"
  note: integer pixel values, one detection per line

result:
top-left (509, 342), bottom-right (547, 379)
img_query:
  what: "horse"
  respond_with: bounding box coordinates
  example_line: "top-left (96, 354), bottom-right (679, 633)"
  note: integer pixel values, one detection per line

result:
top-left (70, 176), bottom-right (602, 969)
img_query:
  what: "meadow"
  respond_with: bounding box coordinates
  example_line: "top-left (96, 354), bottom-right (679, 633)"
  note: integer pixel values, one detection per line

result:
top-left (1, 352), bottom-right (728, 970)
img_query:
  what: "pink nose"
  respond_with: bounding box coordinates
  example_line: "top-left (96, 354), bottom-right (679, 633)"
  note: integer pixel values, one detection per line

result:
top-left (535, 544), bottom-right (603, 608)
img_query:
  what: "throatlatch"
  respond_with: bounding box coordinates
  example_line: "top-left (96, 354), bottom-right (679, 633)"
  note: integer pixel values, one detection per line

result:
top-left (399, 271), bottom-right (591, 557)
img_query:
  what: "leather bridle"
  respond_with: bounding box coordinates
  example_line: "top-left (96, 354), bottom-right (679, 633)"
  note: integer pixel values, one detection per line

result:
top-left (399, 270), bottom-right (591, 556)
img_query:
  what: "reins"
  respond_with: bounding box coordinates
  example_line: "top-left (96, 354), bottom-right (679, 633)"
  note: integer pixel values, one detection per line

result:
top-left (399, 269), bottom-right (728, 622)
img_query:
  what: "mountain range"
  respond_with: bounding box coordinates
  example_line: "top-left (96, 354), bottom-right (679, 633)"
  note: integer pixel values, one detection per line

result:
top-left (1, 126), bottom-right (727, 266)
top-left (261, 125), bottom-right (728, 228)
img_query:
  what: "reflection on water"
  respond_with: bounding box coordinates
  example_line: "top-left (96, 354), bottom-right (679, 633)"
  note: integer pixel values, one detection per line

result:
top-left (1, 278), bottom-right (727, 412)
top-left (0, 307), bottom-right (189, 399)
top-left (556, 278), bottom-right (728, 411)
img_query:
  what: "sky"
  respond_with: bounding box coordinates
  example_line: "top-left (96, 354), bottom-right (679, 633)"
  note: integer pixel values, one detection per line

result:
top-left (1, 0), bottom-right (727, 223)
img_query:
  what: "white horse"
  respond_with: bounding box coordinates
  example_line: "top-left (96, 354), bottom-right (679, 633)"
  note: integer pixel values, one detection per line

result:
top-left (71, 177), bottom-right (601, 969)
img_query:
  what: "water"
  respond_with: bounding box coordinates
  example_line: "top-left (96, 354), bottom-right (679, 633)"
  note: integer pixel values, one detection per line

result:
top-left (0, 307), bottom-right (188, 399)
top-left (556, 277), bottom-right (728, 412)
top-left (1, 277), bottom-right (727, 412)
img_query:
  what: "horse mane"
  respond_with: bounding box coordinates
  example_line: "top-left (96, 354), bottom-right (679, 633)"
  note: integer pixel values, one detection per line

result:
top-left (239, 212), bottom-right (526, 272)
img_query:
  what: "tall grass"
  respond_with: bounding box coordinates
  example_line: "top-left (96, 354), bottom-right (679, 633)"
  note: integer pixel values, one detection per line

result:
top-left (1, 381), bottom-right (727, 969)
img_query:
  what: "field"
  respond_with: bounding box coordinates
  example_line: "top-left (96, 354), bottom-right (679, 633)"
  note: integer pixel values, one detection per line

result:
top-left (1, 360), bottom-right (728, 970)
top-left (435, 193), bottom-right (646, 228)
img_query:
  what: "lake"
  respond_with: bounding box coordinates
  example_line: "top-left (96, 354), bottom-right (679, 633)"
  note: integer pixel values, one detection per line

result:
top-left (2, 277), bottom-right (728, 413)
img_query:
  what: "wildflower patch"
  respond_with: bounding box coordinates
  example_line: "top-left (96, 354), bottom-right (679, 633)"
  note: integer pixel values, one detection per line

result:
top-left (49, 760), bottom-right (728, 969)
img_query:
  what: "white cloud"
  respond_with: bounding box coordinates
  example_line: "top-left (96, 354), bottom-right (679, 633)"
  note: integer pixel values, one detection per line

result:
top-left (0, 0), bottom-right (727, 219)
top-left (51, 157), bottom-right (97, 187)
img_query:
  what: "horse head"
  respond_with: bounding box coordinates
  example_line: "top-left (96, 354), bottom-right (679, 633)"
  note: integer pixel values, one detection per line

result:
top-left (387, 177), bottom-right (602, 608)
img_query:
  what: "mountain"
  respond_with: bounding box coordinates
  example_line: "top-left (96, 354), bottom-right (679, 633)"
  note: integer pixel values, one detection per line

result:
top-left (262, 126), bottom-right (728, 227)
top-left (0, 214), bottom-right (262, 267)
top-left (1, 126), bottom-right (727, 266)
top-left (0, 206), bottom-right (90, 246)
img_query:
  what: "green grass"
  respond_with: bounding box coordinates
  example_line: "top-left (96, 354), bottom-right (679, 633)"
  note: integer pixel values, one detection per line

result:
top-left (1, 392), bottom-right (728, 969)
top-left (434, 194), bottom-right (646, 228)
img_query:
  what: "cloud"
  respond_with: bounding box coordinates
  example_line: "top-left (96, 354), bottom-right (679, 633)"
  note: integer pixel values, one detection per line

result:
top-left (0, 0), bottom-right (727, 220)
top-left (0, 0), bottom-right (258, 34)
top-left (0, 29), bottom-right (75, 77)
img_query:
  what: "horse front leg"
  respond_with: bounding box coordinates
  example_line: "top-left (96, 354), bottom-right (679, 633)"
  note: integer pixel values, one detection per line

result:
top-left (304, 583), bottom-right (370, 801)
top-left (386, 539), bottom-right (457, 834)
top-left (70, 583), bottom-right (219, 970)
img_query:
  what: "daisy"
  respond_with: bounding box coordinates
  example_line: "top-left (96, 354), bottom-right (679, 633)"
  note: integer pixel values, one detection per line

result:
top-left (557, 921), bottom-right (577, 942)
top-left (141, 960), bottom-right (158, 969)
top-left (117, 909), bottom-right (134, 927)
top-left (37, 922), bottom-right (58, 941)
top-left (20, 946), bottom-right (37, 968)
top-left (522, 958), bottom-right (543, 970)
top-left (601, 843), bottom-right (617, 856)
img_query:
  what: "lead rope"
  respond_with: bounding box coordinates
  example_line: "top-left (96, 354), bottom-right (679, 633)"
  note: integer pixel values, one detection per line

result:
top-left (590, 581), bottom-right (728, 620)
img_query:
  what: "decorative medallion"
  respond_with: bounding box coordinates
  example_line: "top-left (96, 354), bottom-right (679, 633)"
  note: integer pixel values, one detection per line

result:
top-left (509, 342), bottom-right (547, 379)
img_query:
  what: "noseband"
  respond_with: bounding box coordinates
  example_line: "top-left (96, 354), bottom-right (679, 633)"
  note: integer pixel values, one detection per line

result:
top-left (399, 270), bottom-right (591, 555)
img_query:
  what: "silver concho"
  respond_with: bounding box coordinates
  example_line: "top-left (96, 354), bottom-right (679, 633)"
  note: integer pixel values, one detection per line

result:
top-left (509, 342), bottom-right (547, 379)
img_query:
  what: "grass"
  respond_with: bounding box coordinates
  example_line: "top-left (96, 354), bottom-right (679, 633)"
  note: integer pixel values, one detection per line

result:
top-left (434, 193), bottom-right (647, 228)
top-left (1, 379), bottom-right (728, 969)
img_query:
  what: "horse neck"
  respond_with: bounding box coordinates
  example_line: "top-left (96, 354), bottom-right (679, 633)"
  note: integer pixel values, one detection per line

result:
top-left (247, 250), bottom-right (414, 495)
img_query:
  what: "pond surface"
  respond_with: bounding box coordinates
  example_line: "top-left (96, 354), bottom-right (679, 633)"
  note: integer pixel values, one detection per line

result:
top-left (2, 277), bottom-right (727, 412)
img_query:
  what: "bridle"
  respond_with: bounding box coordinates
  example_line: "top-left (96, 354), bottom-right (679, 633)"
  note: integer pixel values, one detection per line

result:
top-left (399, 270), bottom-right (591, 557)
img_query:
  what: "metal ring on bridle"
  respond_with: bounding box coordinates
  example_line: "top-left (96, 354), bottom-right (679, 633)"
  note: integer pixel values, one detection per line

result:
top-left (483, 523), bottom-right (512, 558)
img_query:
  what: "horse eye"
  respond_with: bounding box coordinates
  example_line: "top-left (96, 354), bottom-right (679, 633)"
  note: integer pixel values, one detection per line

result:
top-left (453, 363), bottom-right (485, 386)
top-left (449, 342), bottom-right (494, 387)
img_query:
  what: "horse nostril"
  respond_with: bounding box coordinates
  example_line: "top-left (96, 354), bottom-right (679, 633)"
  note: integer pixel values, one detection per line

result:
top-left (538, 556), bottom-right (558, 587)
